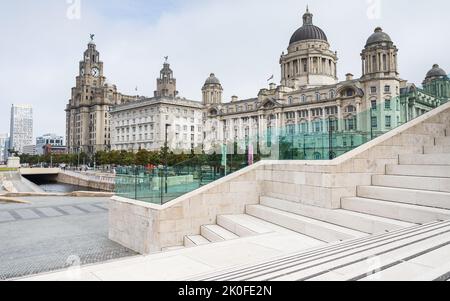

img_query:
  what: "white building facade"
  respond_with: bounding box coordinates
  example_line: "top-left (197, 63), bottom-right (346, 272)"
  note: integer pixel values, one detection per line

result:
top-left (10, 104), bottom-right (33, 154)
top-left (110, 62), bottom-right (204, 153)
top-left (0, 134), bottom-right (9, 163)
top-left (36, 133), bottom-right (65, 155)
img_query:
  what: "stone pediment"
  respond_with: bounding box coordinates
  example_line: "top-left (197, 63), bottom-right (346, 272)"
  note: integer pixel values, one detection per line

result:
top-left (258, 98), bottom-right (281, 110)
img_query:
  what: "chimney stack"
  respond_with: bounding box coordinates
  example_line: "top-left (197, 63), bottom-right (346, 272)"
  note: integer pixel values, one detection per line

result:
top-left (345, 73), bottom-right (354, 81)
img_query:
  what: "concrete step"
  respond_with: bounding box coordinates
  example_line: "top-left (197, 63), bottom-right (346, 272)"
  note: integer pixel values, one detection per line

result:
top-left (162, 246), bottom-right (185, 252)
top-left (361, 243), bottom-right (450, 281)
top-left (260, 196), bottom-right (414, 234)
top-left (196, 221), bottom-right (450, 281)
top-left (399, 154), bottom-right (450, 165)
top-left (436, 136), bottom-right (450, 146)
top-left (200, 225), bottom-right (239, 243)
top-left (284, 227), bottom-right (450, 281)
top-left (424, 145), bottom-right (450, 154)
top-left (413, 260), bottom-right (450, 281)
top-left (184, 235), bottom-right (211, 248)
top-left (217, 214), bottom-right (282, 237)
top-left (386, 164), bottom-right (450, 178)
top-left (342, 197), bottom-right (450, 224)
top-left (358, 185), bottom-right (450, 209)
top-left (246, 205), bottom-right (366, 243)
top-left (372, 175), bottom-right (450, 193)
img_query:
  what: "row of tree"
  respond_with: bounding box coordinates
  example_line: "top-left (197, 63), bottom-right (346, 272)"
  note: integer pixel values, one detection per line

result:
top-left (18, 148), bottom-right (255, 168)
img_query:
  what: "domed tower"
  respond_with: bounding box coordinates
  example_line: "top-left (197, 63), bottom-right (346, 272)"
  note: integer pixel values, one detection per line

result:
top-left (361, 27), bottom-right (399, 80)
top-left (280, 7), bottom-right (338, 89)
top-left (202, 73), bottom-right (223, 106)
top-left (423, 64), bottom-right (450, 103)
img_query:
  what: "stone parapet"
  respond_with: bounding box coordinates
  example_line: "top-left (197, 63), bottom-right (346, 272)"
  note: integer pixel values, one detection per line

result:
top-left (57, 170), bottom-right (115, 192)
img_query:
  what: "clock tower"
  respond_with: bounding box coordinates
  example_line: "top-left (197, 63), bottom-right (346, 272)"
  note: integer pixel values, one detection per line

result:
top-left (66, 35), bottom-right (135, 155)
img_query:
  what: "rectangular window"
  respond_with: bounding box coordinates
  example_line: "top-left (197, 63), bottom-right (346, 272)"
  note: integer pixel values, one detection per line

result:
top-left (385, 85), bottom-right (391, 93)
top-left (371, 100), bottom-right (377, 110)
top-left (371, 87), bottom-right (377, 93)
top-left (385, 100), bottom-right (391, 110)
top-left (385, 116), bottom-right (392, 128)
top-left (371, 117), bottom-right (378, 128)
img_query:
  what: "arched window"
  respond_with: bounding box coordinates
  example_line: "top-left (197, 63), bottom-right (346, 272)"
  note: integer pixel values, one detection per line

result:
top-left (329, 90), bottom-right (335, 99)
top-left (316, 93), bottom-right (321, 101)
top-left (313, 152), bottom-right (322, 160)
top-left (345, 116), bottom-right (357, 131)
top-left (301, 95), bottom-right (306, 102)
top-left (288, 97), bottom-right (293, 105)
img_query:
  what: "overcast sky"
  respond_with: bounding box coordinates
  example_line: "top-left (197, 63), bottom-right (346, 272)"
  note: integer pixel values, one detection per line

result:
top-left (0, 0), bottom-right (449, 139)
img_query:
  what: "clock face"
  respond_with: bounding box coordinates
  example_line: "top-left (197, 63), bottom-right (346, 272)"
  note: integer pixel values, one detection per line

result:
top-left (91, 67), bottom-right (100, 77)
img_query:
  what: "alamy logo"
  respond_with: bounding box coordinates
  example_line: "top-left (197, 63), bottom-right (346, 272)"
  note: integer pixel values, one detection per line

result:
top-left (66, 0), bottom-right (81, 20)
top-left (367, 0), bottom-right (382, 20)
top-left (65, 255), bottom-right (82, 280)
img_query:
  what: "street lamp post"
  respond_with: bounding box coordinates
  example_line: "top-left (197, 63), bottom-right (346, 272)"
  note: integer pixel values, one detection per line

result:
top-left (328, 116), bottom-right (334, 160)
top-left (370, 108), bottom-right (374, 140)
top-left (164, 124), bottom-right (171, 194)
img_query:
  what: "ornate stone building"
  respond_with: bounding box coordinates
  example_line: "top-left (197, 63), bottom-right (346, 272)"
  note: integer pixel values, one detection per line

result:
top-left (65, 37), bottom-right (136, 154)
top-left (68, 9), bottom-right (449, 158)
top-left (202, 8), bottom-right (448, 158)
top-left (110, 61), bottom-right (204, 153)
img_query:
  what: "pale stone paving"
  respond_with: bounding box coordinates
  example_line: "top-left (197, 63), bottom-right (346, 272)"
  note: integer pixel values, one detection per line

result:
top-left (0, 196), bottom-right (136, 280)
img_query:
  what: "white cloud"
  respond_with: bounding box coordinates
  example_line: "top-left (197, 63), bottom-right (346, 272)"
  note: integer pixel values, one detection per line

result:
top-left (0, 0), bottom-right (449, 139)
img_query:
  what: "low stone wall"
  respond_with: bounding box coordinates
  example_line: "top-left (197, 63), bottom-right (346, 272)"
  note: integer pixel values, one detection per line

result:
top-left (109, 102), bottom-right (450, 254)
top-left (57, 171), bottom-right (115, 192)
top-left (109, 163), bottom-right (264, 254)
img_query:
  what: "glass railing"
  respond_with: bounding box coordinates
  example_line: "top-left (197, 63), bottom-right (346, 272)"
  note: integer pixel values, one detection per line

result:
top-left (115, 93), bottom-right (446, 204)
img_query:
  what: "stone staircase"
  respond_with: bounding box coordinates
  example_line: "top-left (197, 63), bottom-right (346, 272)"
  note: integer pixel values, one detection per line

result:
top-left (190, 220), bottom-right (450, 281)
top-left (176, 126), bottom-right (450, 253)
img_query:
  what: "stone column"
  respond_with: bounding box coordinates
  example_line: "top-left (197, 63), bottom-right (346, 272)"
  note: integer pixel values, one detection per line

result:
top-left (322, 107), bottom-right (327, 133)
top-left (308, 109), bottom-right (313, 133)
top-left (337, 101), bottom-right (343, 132)
top-left (356, 100), bottom-right (362, 131)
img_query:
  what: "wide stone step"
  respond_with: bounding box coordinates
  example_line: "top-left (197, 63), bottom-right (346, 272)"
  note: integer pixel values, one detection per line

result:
top-left (360, 244), bottom-right (450, 281)
top-left (436, 136), bottom-right (450, 146)
top-left (246, 205), bottom-right (366, 243)
top-left (217, 214), bottom-right (287, 237)
top-left (372, 175), bottom-right (450, 193)
top-left (424, 145), bottom-right (450, 154)
top-left (192, 221), bottom-right (450, 281)
top-left (413, 260), bottom-right (450, 281)
top-left (162, 246), bottom-right (186, 252)
top-left (184, 235), bottom-right (211, 247)
top-left (285, 228), bottom-right (450, 281)
top-left (260, 196), bottom-right (414, 234)
top-left (386, 164), bottom-right (450, 178)
top-left (342, 197), bottom-right (450, 224)
top-left (200, 225), bottom-right (239, 242)
top-left (399, 154), bottom-right (450, 165)
top-left (358, 185), bottom-right (450, 209)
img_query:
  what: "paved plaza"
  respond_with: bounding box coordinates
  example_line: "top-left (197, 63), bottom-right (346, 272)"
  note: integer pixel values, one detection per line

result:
top-left (0, 196), bottom-right (137, 280)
